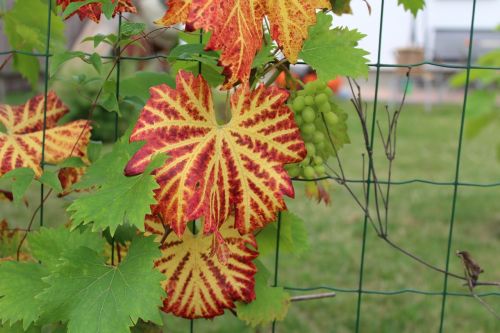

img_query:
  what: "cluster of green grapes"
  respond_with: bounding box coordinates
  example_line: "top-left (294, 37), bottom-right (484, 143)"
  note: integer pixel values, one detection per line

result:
top-left (286, 80), bottom-right (349, 180)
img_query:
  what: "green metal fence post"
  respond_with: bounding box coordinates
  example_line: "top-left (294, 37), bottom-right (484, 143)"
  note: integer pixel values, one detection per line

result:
top-left (438, 0), bottom-right (478, 332)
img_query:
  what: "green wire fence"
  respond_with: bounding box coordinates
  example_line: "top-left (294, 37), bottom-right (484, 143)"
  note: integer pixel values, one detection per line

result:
top-left (2, 0), bottom-right (499, 331)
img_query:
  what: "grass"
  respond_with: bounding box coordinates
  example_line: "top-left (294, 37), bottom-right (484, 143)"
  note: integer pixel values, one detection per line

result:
top-left (1, 97), bottom-right (500, 332)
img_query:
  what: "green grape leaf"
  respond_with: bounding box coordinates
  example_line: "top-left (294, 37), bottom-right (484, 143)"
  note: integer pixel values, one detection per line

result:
top-left (38, 236), bottom-right (165, 333)
top-left (38, 170), bottom-right (63, 193)
top-left (0, 262), bottom-right (48, 330)
top-left (120, 72), bottom-right (175, 104)
top-left (236, 262), bottom-right (290, 327)
top-left (28, 227), bottom-right (103, 269)
top-left (120, 22), bottom-right (146, 38)
top-left (172, 59), bottom-right (224, 87)
top-left (257, 211), bottom-right (309, 256)
top-left (88, 52), bottom-right (102, 74)
top-left (300, 12), bottom-right (369, 81)
top-left (252, 35), bottom-right (275, 69)
top-left (87, 141), bottom-right (103, 163)
top-left (0, 168), bottom-right (35, 203)
top-left (58, 157), bottom-right (87, 168)
top-left (168, 43), bottom-right (224, 87)
top-left (398, 0), bottom-right (425, 16)
top-left (49, 51), bottom-right (86, 77)
top-left (74, 137), bottom-right (143, 190)
top-left (0, 322), bottom-right (41, 333)
top-left (3, 0), bottom-right (66, 87)
top-left (68, 153), bottom-right (165, 235)
top-left (330, 0), bottom-right (353, 15)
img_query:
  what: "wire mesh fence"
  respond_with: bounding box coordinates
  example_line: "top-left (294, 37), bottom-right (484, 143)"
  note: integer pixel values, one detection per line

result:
top-left (2, 0), bottom-right (500, 331)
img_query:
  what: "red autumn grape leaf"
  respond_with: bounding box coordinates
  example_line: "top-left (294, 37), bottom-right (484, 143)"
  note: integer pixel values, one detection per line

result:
top-left (157, 0), bottom-right (331, 88)
top-left (125, 70), bottom-right (306, 237)
top-left (145, 214), bottom-right (258, 319)
top-left (57, 0), bottom-right (137, 23)
top-left (0, 92), bottom-right (91, 177)
top-left (58, 166), bottom-right (87, 197)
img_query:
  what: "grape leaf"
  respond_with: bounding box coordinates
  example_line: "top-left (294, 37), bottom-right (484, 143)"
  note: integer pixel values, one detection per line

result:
top-left (57, 167), bottom-right (86, 196)
top-left (125, 70), bottom-right (306, 237)
top-left (57, 0), bottom-right (137, 23)
top-left (398, 0), bottom-right (425, 16)
top-left (28, 227), bottom-right (103, 269)
top-left (157, 0), bottom-right (331, 89)
top-left (145, 215), bottom-right (258, 319)
top-left (0, 262), bottom-right (48, 330)
top-left (121, 72), bottom-right (175, 104)
top-left (236, 261), bottom-right (290, 327)
top-left (256, 211), bottom-right (309, 256)
top-left (0, 168), bottom-right (35, 203)
top-left (38, 236), bottom-right (165, 333)
top-left (68, 150), bottom-right (165, 235)
top-left (3, 0), bottom-right (66, 87)
top-left (0, 92), bottom-right (91, 177)
top-left (330, 0), bottom-right (353, 15)
top-left (74, 137), bottom-right (143, 190)
top-left (300, 12), bottom-right (369, 81)
top-left (38, 170), bottom-right (63, 193)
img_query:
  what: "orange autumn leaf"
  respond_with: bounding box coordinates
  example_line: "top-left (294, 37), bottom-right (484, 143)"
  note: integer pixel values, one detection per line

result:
top-left (57, 0), bottom-right (136, 23)
top-left (0, 92), bottom-right (91, 177)
top-left (145, 215), bottom-right (258, 319)
top-left (157, 0), bottom-right (330, 88)
top-left (125, 71), bottom-right (306, 237)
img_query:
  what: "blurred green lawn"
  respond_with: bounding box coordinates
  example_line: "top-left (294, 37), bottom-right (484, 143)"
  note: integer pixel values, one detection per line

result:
top-left (1, 98), bottom-right (499, 332)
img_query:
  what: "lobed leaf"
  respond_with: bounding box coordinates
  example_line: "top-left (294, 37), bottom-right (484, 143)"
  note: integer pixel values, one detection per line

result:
top-left (38, 236), bottom-right (165, 333)
top-left (236, 262), bottom-right (290, 327)
top-left (145, 215), bottom-right (258, 319)
top-left (125, 70), bottom-right (306, 236)
top-left (157, 0), bottom-right (331, 89)
top-left (0, 92), bottom-right (91, 178)
top-left (300, 12), bottom-right (369, 81)
top-left (57, 0), bottom-right (137, 23)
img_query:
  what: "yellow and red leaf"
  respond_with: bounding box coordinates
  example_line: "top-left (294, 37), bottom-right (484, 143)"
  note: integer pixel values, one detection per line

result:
top-left (145, 215), bottom-right (258, 319)
top-left (58, 166), bottom-right (87, 197)
top-left (158, 0), bottom-right (330, 88)
top-left (0, 92), bottom-right (91, 177)
top-left (57, 0), bottom-right (137, 23)
top-left (125, 71), bottom-right (306, 236)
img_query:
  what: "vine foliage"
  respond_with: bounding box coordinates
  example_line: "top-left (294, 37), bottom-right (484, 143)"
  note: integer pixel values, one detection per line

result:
top-left (0, 0), bottom-right (467, 332)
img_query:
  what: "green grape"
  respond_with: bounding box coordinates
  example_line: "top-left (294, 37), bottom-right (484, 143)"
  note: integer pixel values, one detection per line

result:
top-left (286, 165), bottom-right (301, 178)
top-left (314, 165), bottom-right (326, 175)
top-left (315, 81), bottom-right (327, 91)
top-left (303, 166), bottom-right (316, 179)
top-left (312, 131), bottom-right (325, 144)
top-left (297, 90), bottom-right (306, 96)
top-left (324, 111), bottom-right (339, 125)
top-left (315, 93), bottom-right (328, 105)
top-left (292, 96), bottom-right (305, 111)
top-left (315, 141), bottom-right (325, 151)
top-left (301, 156), bottom-right (311, 165)
top-left (304, 95), bottom-right (314, 106)
top-left (295, 114), bottom-right (304, 126)
top-left (313, 156), bottom-right (324, 165)
top-left (319, 102), bottom-right (332, 113)
top-left (301, 123), bottom-right (316, 135)
top-left (325, 87), bottom-right (334, 97)
top-left (302, 107), bottom-right (316, 123)
top-left (305, 143), bottom-right (316, 156)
